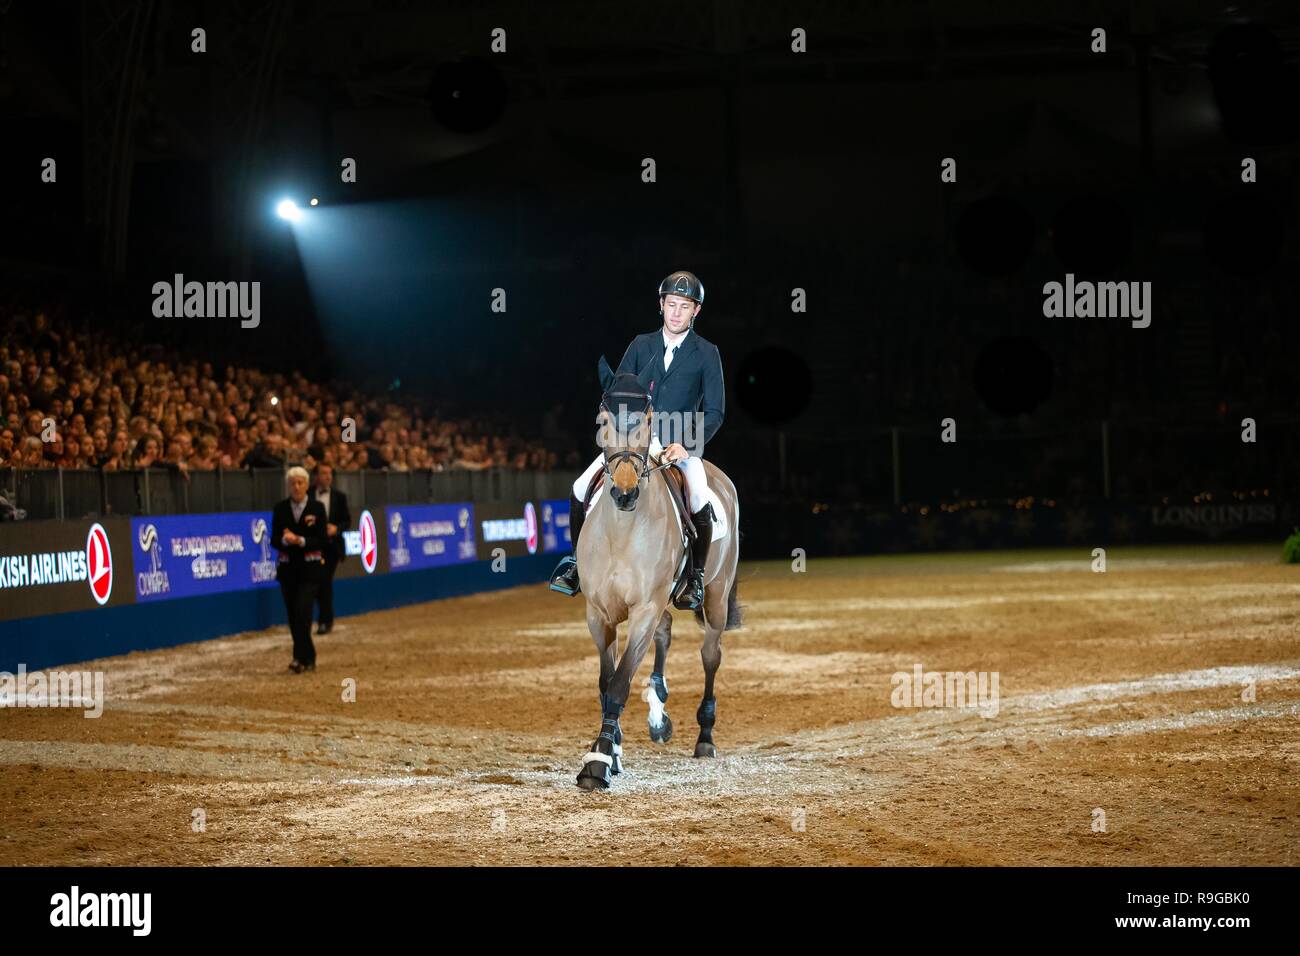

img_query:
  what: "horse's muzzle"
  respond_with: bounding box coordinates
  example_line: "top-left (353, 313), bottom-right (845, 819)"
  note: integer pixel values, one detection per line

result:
top-left (611, 487), bottom-right (640, 511)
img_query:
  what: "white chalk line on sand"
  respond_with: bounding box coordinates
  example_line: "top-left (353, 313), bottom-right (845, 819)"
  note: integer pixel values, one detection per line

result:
top-left (1072, 700), bottom-right (1300, 739)
top-left (790, 660), bottom-right (1300, 759)
top-left (749, 583), bottom-right (1300, 613)
top-left (993, 559), bottom-right (1246, 573)
top-left (1011, 662), bottom-right (1300, 712)
top-left (331, 661), bottom-right (1300, 794)
top-left (4, 658), bottom-right (1293, 788)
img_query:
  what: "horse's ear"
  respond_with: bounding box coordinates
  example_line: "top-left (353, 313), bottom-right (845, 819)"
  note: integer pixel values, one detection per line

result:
top-left (597, 354), bottom-right (615, 392)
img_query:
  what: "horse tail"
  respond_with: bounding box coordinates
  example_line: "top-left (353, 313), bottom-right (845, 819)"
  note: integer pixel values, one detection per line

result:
top-left (725, 506), bottom-right (744, 629)
top-left (724, 577), bottom-right (744, 630)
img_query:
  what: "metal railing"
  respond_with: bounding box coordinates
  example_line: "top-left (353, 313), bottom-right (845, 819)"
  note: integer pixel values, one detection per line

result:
top-left (0, 467), bottom-right (576, 521)
top-left (4, 417), bottom-right (1298, 521)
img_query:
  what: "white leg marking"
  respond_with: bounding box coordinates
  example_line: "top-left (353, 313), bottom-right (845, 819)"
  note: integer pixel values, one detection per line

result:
top-left (643, 681), bottom-right (667, 730)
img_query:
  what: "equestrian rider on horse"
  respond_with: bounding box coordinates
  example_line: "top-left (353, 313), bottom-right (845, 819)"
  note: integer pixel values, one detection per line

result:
top-left (549, 270), bottom-right (725, 610)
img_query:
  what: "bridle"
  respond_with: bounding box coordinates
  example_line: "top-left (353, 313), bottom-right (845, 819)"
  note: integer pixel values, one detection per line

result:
top-left (599, 392), bottom-right (672, 486)
top-left (602, 445), bottom-right (672, 485)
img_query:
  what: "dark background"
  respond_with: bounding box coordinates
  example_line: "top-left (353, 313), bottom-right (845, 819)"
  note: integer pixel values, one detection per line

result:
top-left (3, 0), bottom-right (1298, 520)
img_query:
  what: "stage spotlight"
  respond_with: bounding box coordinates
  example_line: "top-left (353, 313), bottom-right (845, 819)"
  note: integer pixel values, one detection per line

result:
top-left (276, 199), bottom-right (303, 222)
top-left (310, 198), bottom-right (319, 206)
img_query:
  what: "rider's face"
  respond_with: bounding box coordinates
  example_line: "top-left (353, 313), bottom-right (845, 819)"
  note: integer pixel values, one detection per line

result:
top-left (661, 294), bottom-right (699, 334)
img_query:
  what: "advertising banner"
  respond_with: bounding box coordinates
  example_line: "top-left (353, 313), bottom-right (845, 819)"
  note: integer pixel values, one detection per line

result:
top-left (539, 498), bottom-right (571, 554)
top-left (0, 494), bottom-right (554, 625)
top-left (384, 504), bottom-right (476, 573)
top-left (473, 500), bottom-right (541, 560)
top-left (338, 508), bottom-right (384, 578)
top-left (0, 518), bottom-right (133, 621)
top-left (130, 513), bottom-right (280, 602)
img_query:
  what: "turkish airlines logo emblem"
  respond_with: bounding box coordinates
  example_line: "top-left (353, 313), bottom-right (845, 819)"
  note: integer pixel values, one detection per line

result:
top-left (86, 522), bottom-right (113, 605)
top-left (359, 510), bottom-right (378, 574)
top-left (524, 502), bottom-right (538, 555)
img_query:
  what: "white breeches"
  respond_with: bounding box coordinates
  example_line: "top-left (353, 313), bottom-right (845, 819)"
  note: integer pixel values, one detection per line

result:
top-left (573, 437), bottom-right (709, 513)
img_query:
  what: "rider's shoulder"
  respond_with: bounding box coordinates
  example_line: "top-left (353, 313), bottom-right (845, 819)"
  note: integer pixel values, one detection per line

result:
top-left (688, 329), bottom-right (720, 354)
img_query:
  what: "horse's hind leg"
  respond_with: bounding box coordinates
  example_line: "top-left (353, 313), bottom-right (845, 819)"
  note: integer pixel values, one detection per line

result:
top-left (694, 584), bottom-right (729, 758)
top-left (646, 610), bottom-right (673, 743)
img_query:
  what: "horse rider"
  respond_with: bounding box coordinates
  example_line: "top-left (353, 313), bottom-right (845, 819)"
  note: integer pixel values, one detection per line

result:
top-left (549, 270), bottom-right (725, 609)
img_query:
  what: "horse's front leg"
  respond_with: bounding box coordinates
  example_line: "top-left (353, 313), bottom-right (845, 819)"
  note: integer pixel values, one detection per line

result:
top-left (596, 636), bottom-right (624, 775)
top-left (580, 600), bottom-right (631, 789)
top-left (577, 602), bottom-right (661, 791)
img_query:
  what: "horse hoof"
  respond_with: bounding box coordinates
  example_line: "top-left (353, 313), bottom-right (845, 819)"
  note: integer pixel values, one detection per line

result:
top-left (693, 741), bottom-right (717, 758)
top-left (576, 759), bottom-right (612, 790)
top-left (611, 752), bottom-right (622, 775)
top-left (649, 714), bottom-right (673, 744)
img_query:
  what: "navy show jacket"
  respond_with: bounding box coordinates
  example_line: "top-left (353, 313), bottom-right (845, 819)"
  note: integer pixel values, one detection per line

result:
top-left (612, 328), bottom-right (725, 453)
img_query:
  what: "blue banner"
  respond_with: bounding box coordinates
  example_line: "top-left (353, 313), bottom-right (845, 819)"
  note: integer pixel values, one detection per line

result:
top-left (540, 498), bottom-right (571, 554)
top-left (131, 512), bottom-right (279, 602)
top-left (385, 504), bottom-right (477, 572)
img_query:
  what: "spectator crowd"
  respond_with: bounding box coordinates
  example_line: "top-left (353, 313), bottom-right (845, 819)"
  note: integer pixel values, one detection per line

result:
top-left (1, 306), bottom-right (578, 475)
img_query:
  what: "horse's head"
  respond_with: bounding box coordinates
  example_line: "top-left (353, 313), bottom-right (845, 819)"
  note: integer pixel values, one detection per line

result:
top-left (597, 373), bottom-right (655, 512)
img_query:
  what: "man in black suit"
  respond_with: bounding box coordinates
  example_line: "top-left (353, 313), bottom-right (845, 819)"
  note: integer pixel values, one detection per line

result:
top-left (271, 466), bottom-right (329, 673)
top-left (312, 463), bottom-right (351, 635)
top-left (550, 270), bottom-right (725, 609)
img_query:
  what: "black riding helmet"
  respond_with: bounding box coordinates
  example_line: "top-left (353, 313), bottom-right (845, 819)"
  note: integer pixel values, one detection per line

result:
top-left (658, 271), bottom-right (704, 309)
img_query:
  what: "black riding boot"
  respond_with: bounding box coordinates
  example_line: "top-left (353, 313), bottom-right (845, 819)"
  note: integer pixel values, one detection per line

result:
top-left (549, 491), bottom-right (587, 595)
top-left (674, 503), bottom-right (714, 610)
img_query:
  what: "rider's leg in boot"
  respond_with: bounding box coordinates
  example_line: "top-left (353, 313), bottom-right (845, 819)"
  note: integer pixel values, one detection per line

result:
top-left (677, 503), bottom-right (714, 610)
top-left (549, 491), bottom-right (587, 595)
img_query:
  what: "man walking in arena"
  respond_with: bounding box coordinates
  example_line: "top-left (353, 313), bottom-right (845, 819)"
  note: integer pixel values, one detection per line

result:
top-left (272, 466), bottom-right (329, 673)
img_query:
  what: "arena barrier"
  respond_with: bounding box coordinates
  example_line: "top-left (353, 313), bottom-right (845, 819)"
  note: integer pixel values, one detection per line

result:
top-left (738, 496), bottom-right (1295, 559)
top-left (0, 498), bottom-right (572, 672)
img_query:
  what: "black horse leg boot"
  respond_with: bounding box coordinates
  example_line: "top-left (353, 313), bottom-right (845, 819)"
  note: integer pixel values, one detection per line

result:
top-left (549, 491), bottom-right (587, 595)
top-left (675, 503), bottom-right (714, 610)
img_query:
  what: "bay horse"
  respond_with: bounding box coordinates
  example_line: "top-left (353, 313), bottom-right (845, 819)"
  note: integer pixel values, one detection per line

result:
top-left (574, 373), bottom-right (742, 791)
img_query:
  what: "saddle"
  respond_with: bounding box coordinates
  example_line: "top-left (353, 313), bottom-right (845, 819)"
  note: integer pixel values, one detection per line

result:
top-left (580, 456), bottom-right (699, 607)
top-left (662, 467), bottom-right (697, 539)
